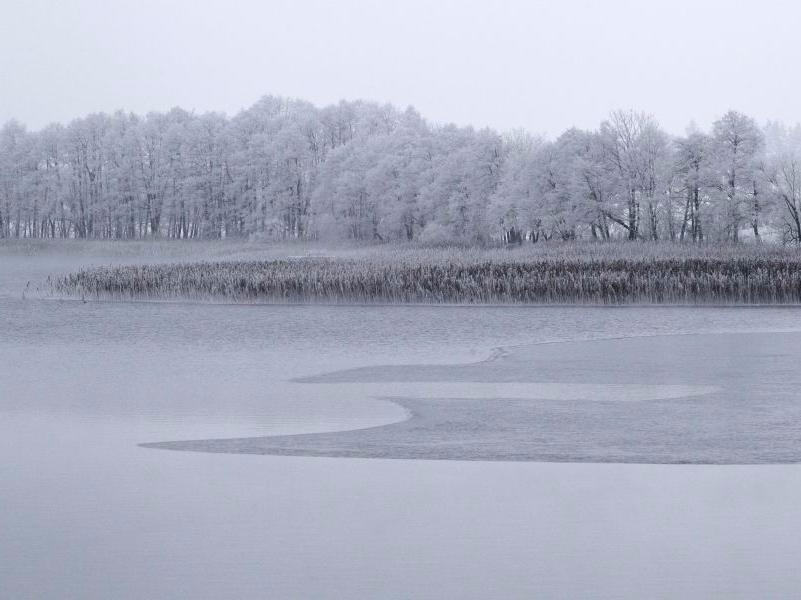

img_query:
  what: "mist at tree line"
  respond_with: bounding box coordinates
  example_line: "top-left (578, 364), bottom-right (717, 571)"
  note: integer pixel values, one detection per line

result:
top-left (2, 95), bottom-right (801, 245)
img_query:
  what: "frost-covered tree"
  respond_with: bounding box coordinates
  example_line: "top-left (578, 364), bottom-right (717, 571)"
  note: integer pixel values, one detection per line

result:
top-left (1, 95), bottom-right (800, 245)
top-left (672, 131), bottom-right (714, 242)
top-left (0, 121), bottom-right (35, 237)
top-left (599, 111), bottom-right (670, 240)
top-left (762, 122), bottom-right (801, 243)
top-left (418, 127), bottom-right (502, 243)
top-left (488, 130), bottom-right (541, 243)
top-left (711, 111), bottom-right (765, 242)
top-left (553, 129), bottom-right (618, 240)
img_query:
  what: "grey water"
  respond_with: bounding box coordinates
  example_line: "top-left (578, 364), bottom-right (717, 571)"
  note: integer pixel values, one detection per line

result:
top-left (4, 252), bottom-right (801, 598)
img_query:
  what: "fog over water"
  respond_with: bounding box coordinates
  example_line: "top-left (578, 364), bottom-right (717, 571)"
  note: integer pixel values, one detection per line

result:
top-left (6, 0), bottom-right (801, 596)
top-left (4, 251), bottom-right (801, 598)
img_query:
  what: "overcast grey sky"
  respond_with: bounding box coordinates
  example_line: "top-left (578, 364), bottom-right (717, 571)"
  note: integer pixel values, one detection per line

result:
top-left (2, 0), bottom-right (800, 136)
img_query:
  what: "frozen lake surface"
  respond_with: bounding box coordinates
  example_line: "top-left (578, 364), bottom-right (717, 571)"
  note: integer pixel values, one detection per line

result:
top-left (151, 331), bottom-right (801, 463)
top-left (4, 251), bottom-right (801, 598)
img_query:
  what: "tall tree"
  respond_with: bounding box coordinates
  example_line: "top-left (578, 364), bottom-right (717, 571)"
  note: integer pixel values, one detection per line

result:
top-left (711, 111), bottom-right (764, 242)
top-left (673, 131), bottom-right (713, 242)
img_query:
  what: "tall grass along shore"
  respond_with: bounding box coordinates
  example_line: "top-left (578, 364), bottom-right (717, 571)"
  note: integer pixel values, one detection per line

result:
top-left (51, 243), bottom-right (801, 305)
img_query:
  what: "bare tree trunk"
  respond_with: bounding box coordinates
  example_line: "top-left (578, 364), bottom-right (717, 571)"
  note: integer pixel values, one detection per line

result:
top-left (751, 180), bottom-right (761, 241)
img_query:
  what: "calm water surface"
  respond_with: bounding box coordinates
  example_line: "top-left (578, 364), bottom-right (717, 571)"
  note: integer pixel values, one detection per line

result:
top-left (3, 252), bottom-right (801, 599)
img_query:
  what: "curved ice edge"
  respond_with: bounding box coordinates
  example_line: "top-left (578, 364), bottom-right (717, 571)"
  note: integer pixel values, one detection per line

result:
top-left (138, 329), bottom-right (790, 463)
top-left (140, 383), bottom-right (720, 458)
top-left (477, 328), bottom-right (801, 368)
top-left (140, 400), bottom-right (416, 451)
top-left (138, 444), bottom-right (801, 465)
top-left (140, 391), bottom-right (801, 465)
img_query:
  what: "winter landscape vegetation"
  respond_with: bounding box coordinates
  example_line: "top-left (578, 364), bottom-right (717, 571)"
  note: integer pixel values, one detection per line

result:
top-left (8, 0), bottom-right (801, 596)
top-left (4, 97), bottom-right (801, 304)
top-left (1, 97), bottom-right (799, 246)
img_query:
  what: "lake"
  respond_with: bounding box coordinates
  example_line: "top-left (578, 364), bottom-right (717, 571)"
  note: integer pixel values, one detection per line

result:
top-left (3, 249), bottom-right (801, 598)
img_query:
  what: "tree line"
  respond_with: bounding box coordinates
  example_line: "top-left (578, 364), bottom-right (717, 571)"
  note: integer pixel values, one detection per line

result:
top-left (3, 95), bottom-right (801, 244)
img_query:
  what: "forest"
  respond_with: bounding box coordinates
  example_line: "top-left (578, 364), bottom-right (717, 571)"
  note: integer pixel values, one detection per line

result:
top-left (3, 95), bottom-right (801, 245)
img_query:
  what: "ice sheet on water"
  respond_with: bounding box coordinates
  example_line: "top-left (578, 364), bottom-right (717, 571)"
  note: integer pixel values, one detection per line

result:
top-left (145, 331), bottom-right (801, 464)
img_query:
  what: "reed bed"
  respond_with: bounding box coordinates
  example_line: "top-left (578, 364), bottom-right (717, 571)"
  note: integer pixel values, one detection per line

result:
top-left (51, 245), bottom-right (801, 304)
